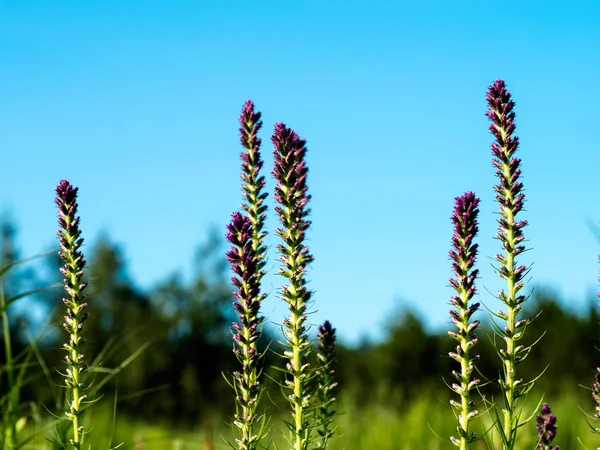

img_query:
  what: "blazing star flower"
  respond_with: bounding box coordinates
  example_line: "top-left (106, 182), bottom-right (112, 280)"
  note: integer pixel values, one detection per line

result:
top-left (448, 191), bottom-right (480, 449)
top-left (226, 211), bottom-right (264, 450)
top-left (272, 122), bottom-right (314, 450)
top-left (486, 79), bottom-right (532, 450)
top-left (56, 179), bottom-right (89, 449)
top-left (226, 101), bottom-right (270, 450)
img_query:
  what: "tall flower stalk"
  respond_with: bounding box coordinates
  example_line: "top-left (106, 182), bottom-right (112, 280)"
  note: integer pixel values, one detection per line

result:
top-left (225, 101), bottom-right (269, 450)
top-left (226, 212), bottom-right (265, 450)
top-left (486, 79), bottom-right (532, 449)
top-left (536, 403), bottom-right (559, 450)
top-left (448, 192), bottom-right (481, 449)
top-left (272, 122), bottom-right (314, 450)
top-left (56, 180), bottom-right (89, 449)
top-left (314, 320), bottom-right (338, 449)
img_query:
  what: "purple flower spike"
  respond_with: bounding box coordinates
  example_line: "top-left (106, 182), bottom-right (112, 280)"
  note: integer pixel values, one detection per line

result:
top-left (271, 122), bottom-right (313, 307)
top-left (486, 80), bottom-right (533, 448)
top-left (56, 180), bottom-right (89, 449)
top-left (226, 211), bottom-right (265, 450)
top-left (448, 192), bottom-right (480, 449)
top-left (536, 403), bottom-right (559, 450)
top-left (486, 80), bottom-right (527, 258)
top-left (272, 122), bottom-right (314, 449)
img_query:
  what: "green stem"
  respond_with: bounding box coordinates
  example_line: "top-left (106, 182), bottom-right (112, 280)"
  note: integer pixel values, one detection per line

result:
top-left (459, 349), bottom-right (469, 450)
top-left (457, 292), bottom-right (474, 450)
top-left (70, 334), bottom-right (82, 448)
top-left (502, 204), bottom-right (517, 450)
top-left (240, 309), bottom-right (258, 447)
top-left (292, 318), bottom-right (305, 450)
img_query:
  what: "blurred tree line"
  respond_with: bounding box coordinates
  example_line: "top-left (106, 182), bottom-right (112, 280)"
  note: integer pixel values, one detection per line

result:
top-left (2, 217), bottom-right (600, 426)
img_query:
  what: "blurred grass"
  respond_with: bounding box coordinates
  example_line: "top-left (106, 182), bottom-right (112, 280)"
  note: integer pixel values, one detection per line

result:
top-left (17, 387), bottom-right (600, 449)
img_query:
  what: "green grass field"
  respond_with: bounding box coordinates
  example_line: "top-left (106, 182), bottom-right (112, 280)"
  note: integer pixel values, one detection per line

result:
top-left (15, 388), bottom-right (597, 449)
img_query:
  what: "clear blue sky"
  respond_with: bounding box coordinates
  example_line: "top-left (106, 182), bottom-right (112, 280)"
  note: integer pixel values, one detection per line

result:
top-left (2, 1), bottom-right (599, 345)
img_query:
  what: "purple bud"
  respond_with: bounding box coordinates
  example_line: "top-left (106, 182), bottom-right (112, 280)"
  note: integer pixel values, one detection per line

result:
top-left (536, 403), bottom-right (559, 449)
